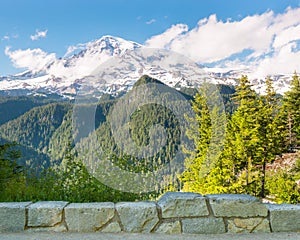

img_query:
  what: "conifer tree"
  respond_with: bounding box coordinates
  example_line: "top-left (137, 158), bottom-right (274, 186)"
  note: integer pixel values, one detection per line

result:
top-left (228, 75), bottom-right (260, 189)
top-left (283, 72), bottom-right (300, 150)
top-left (181, 92), bottom-right (212, 192)
top-left (256, 76), bottom-right (282, 197)
top-left (0, 142), bottom-right (22, 191)
top-left (181, 83), bottom-right (227, 194)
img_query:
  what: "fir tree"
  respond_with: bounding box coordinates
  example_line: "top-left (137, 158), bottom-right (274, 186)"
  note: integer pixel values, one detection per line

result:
top-left (0, 142), bottom-right (22, 190)
top-left (181, 92), bottom-right (212, 192)
top-left (228, 75), bottom-right (260, 188)
top-left (181, 83), bottom-right (227, 194)
top-left (256, 76), bottom-right (282, 197)
top-left (283, 72), bottom-right (300, 150)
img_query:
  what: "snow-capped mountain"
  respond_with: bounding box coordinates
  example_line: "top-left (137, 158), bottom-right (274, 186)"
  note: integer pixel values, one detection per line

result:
top-left (205, 68), bottom-right (294, 94)
top-left (0, 35), bottom-right (294, 97)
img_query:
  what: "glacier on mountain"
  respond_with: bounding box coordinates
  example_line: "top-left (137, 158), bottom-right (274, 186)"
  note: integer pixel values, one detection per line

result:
top-left (0, 35), bottom-right (294, 97)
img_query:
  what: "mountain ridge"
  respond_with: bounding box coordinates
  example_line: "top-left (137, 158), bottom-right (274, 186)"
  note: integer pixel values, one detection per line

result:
top-left (0, 35), bottom-right (294, 97)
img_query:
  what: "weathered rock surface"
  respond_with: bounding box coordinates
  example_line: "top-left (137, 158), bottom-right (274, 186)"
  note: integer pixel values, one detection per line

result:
top-left (207, 194), bottom-right (268, 217)
top-left (65, 202), bottom-right (115, 232)
top-left (27, 201), bottom-right (68, 227)
top-left (157, 192), bottom-right (209, 218)
top-left (267, 204), bottom-right (300, 232)
top-left (101, 221), bottom-right (122, 233)
top-left (2, 193), bottom-right (300, 235)
top-left (0, 202), bottom-right (31, 232)
top-left (182, 218), bottom-right (226, 234)
top-left (116, 202), bottom-right (159, 233)
top-left (155, 221), bottom-right (181, 234)
top-left (227, 218), bottom-right (270, 233)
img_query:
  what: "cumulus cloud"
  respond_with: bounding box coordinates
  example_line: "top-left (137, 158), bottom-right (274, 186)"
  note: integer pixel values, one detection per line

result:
top-left (30, 29), bottom-right (48, 41)
top-left (171, 12), bottom-right (274, 62)
top-left (146, 24), bottom-right (188, 49)
top-left (272, 24), bottom-right (300, 49)
top-left (5, 47), bottom-right (56, 72)
top-left (252, 42), bottom-right (300, 77)
top-left (145, 7), bottom-right (300, 75)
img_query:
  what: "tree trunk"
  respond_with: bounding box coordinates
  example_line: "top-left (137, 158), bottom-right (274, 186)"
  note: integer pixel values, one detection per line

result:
top-left (260, 158), bottom-right (266, 198)
top-left (288, 112), bottom-right (293, 149)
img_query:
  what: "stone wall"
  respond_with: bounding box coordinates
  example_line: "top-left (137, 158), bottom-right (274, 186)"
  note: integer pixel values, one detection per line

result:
top-left (1, 192), bottom-right (300, 234)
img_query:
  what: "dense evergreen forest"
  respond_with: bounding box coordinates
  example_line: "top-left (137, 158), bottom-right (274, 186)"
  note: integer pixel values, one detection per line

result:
top-left (0, 74), bottom-right (299, 203)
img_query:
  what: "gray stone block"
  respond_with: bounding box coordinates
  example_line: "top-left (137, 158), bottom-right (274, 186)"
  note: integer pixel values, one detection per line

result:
top-left (227, 218), bottom-right (270, 233)
top-left (182, 217), bottom-right (226, 234)
top-left (207, 194), bottom-right (268, 217)
top-left (267, 203), bottom-right (300, 232)
top-left (27, 201), bottom-right (68, 227)
top-left (25, 223), bottom-right (67, 232)
top-left (116, 201), bottom-right (159, 233)
top-left (0, 202), bottom-right (31, 232)
top-left (155, 221), bottom-right (181, 234)
top-left (157, 192), bottom-right (209, 218)
top-left (101, 221), bottom-right (122, 233)
top-left (65, 202), bottom-right (115, 232)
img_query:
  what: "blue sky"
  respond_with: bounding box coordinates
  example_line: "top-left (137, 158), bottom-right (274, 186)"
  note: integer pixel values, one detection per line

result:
top-left (1, 0), bottom-right (300, 76)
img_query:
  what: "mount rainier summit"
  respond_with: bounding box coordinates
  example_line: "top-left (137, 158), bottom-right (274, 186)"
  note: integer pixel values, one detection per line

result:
top-left (0, 36), bottom-right (294, 98)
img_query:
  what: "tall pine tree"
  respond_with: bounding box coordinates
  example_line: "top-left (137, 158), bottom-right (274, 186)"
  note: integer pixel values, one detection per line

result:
top-left (228, 75), bottom-right (260, 189)
top-left (181, 92), bottom-right (212, 192)
top-left (283, 72), bottom-right (300, 150)
top-left (181, 83), bottom-right (227, 194)
top-left (256, 76), bottom-right (282, 197)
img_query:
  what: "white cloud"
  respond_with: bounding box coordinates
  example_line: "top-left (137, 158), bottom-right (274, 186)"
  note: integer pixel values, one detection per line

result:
top-left (30, 29), bottom-right (48, 41)
top-left (5, 47), bottom-right (56, 72)
top-left (170, 12), bottom-right (275, 62)
top-left (272, 24), bottom-right (300, 49)
top-left (64, 43), bottom-right (86, 58)
top-left (253, 42), bottom-right (300, 77)
top-left (2, 34), bottom-right (19, 41)
top-left (146, 19), bottom-right (156, 25)
top-left (2, 35), bottom-right (10, 41)
top-left (146, 24), bottom-right (188, 49)
top-left (145, 7), bottom-right (300, 75)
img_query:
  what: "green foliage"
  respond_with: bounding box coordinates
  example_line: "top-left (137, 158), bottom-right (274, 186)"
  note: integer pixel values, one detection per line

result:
top-left (0, 75), bottom-right (193, 201)
top-left (255, 76), bottom-right (284, 197)
top-left (282, 72), bottom-right (300, 149)
top-left (0, 142), bottom-right (149, 202)
top-left (0, 142), bottom-right (22, 192)
top-left (180, 83), bottom-right (227, 194)
top-left (74, 77), bottom-right (189, 194)
top-left (266, 170), bottom-right (300, 204)
top-left (0, 95), bottom-right (64, 126)
top-left (267, 155), bottom-right (300, 204)
top-left (55, 144), bottom-right (144, 202)
top-left (216, 76), bottom-right (262, 194)
top-left (181, 92), bottom-right (212, 192)
top-left (0, 103), bottom-right (71, 153)
top-left (1, 74), bottom-right (300, 203)
top-left (181, 75), bottom-right (298, 201)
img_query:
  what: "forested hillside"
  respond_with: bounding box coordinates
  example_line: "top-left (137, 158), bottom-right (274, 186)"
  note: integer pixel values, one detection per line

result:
top-left (0, 76), bottom-right (202, 171)
top-left (1, 74), bottom-right (299, 203)
top-left (0, 95), bottom-right (65, 126)
top-left (181, 73), bottom-right (300, 203)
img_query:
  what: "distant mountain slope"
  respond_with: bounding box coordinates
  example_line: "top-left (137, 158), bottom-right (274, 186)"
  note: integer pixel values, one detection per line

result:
top-left (0, 75), bottom-right (236, 173)
top-left (0, 103), bottom-right (71, 153)
top-left (0, 35), bottom-right (293, 98)
top-left (0, 95), bottom-right (65, 126)
top-left (0, 96), bottom-right (116, 169)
